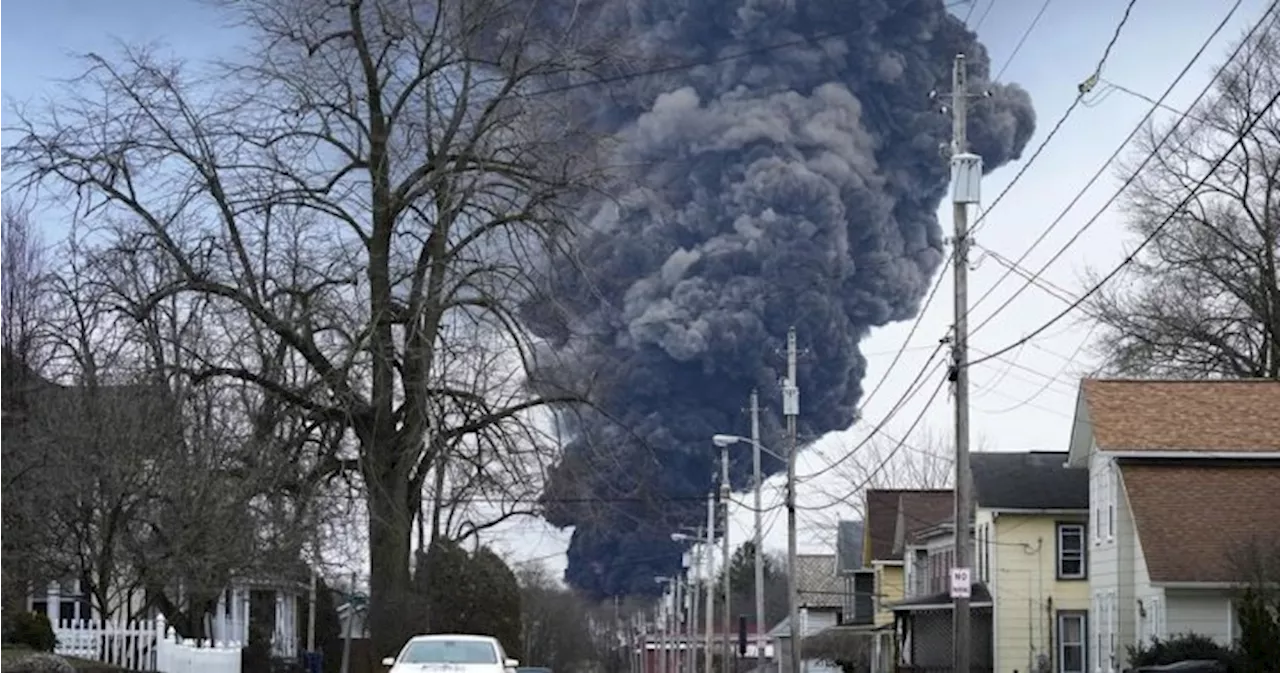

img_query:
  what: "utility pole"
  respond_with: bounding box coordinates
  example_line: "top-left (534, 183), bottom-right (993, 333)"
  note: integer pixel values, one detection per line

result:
top-left (719, 443), bottom-right (732, 673)
top-left (704, 493), bottom-right (715, 673)
top-left (691, 545), bottom-right (701, 673)
top-left (750, 389), bottom-right (766, 673)
top-left (340, 571), bottom-right (356, 673)
top-left (783, 327), bottom-right (801, 673)
top-left (946, 52), bottom-right (982, 673)
top-left (675, 573), bottom-right (685, 673)
top-left (307, 533), bottom-right (319, 655)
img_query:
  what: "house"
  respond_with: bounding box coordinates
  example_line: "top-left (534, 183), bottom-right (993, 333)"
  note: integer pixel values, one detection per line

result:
top-left (892, 509), bottom-right (995, 673)
top-left (802, 521), bottom-right (878, 673)
top-left (1066, 379), bottom-right (1280, 673)
top-left (1, 351), bottom-right (306, 659)
top-left (769, 554), bottom-right (843, 673)
top-left (863, 490), bottom-right (954, 624)
top-left (971, 451), bottom-right (1090, 673)
top-left (858, 490), bottom-right (953, 673)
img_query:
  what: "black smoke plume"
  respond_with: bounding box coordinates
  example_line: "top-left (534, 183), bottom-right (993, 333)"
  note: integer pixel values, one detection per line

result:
top-left (517, 0), bottom-right (1035, 597)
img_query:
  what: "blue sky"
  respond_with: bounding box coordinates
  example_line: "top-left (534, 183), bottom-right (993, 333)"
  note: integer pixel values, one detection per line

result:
top-left (2, 0), bottom-right (1270, 581)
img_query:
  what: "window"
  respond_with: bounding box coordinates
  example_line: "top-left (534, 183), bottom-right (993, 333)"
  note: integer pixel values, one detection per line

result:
top-left (401, 640), bottom-right (499, 664)
top-left (1106, 463), bottom-right (1115, 540)
top-left (1058, 612), bottom-right (1087, 673)
top-left (1057, 523), bottom-right (1087, 579)
top-left (1106, 591), bottom-right (1117, 672)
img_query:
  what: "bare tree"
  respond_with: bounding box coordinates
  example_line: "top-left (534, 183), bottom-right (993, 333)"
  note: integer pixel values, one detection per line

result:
top-left (5, 0), bottom-right (607, 654)
top-left (1, 207), bottom-right (55, 614)
top-left (517, 564), bottom-right (597, 671)
top-left (1086, 17), bottom-right (1280, 379)
top-left (421, 323), bottom-right (559, 547)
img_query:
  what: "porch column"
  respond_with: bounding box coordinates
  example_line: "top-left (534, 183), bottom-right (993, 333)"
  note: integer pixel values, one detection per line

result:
top-left (48, 582), bottom-right (62, 626)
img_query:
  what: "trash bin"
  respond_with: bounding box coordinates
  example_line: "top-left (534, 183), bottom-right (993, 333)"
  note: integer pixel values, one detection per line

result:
top-left (303, 651), bottom-right (324, 673)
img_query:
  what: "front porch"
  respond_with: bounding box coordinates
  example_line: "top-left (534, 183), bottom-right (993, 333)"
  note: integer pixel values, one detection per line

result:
top-left (892, 584), bottom-right (994, 673)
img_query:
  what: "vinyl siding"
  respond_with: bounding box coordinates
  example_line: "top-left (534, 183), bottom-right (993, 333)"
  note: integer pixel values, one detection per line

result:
top-left (874, 564), bottom-right (904, 628)
top-left (987, 511), bottom-right (1090, 673)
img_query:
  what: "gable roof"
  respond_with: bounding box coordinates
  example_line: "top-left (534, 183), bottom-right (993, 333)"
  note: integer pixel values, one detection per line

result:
top-left (1079, 379), bottom-right (1280, 452)
top-left (1121, 462), bottom-right (1280, 583)
top-left (971, 451), bottom-right (1088, 510)
top-left (863, 489), bottom-right (952, 563)
top-left (794, 554), bottom-right (841, 608)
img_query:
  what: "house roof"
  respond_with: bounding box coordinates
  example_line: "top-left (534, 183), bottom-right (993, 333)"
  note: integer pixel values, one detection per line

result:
top-left (891, 582), bottom-right (993, 611)
top-left (795, 554), bottom-right (841, 608)
top-left (1080, 379), bottom-right (1280, 452)
top-left (971, 451), bottom-right (1088, 510)
top-left (892, 492), bottom-right (956, 557)
top-left (863, 489), bottom-right (952, 563)
top-left (1121, 462), bottom-right (1280, 583)
top-left (836, 520), bottom-right (864, 573)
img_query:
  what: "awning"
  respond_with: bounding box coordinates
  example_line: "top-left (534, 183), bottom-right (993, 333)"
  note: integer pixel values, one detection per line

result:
top-left (891, 583), bottom-right (993, 612)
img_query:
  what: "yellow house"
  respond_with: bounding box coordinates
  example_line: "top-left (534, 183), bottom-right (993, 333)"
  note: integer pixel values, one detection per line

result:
top-left (857, 488), bottom-right (952, 672)
top-left (863, 489), bottom-right (954, 625)
top-left (971, 451), bottom-right (1090, 673)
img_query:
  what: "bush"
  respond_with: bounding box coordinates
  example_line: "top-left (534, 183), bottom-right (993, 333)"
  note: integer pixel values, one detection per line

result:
top-left (1127, 633), bottom-right (1239, 669)
top-left (4, 614), bottom-right (56, 653)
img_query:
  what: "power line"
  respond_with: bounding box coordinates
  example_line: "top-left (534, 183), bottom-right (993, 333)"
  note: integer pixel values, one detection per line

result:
top-left (968, 0), bottom-right (1139, 239)
top-left (791, 2), bottom-right (1143, 486)
top-left (796, 370), bottom-right (950, 512)
top-left (970, 85), bottom-right (1280, 367)
top-left (993, 0), bottom-right (1053, 82)
top-left (966, 0), bottom-right (1262, 339)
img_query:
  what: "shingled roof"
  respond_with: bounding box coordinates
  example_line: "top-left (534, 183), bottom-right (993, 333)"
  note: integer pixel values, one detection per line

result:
top-left (1079, 379), bottom-right (1280, 452)
top-left (863, 489), bottom-right (952, 564)
top-left (1121, 462), bottom-right (1280, 583)
top-left (794, 554), bottom-right (842, 608)
top-left (971, 451), bottom-right (1088, 510)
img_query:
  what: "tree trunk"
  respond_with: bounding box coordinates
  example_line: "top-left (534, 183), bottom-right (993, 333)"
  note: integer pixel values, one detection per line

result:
top-left (365, 466), bottom-right (414, 661)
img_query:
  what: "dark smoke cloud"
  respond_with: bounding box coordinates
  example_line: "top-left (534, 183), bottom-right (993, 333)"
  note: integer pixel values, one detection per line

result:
top-left (517, 0), bottom-right (1035, 597)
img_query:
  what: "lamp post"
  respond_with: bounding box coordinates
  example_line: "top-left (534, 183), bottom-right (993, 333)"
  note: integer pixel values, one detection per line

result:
top-left (711, 432), bottom-right (788, 673)
top-left (673, 532), bottom-right (705, 673)
top-left (656, 576), bottom-right (677, 673)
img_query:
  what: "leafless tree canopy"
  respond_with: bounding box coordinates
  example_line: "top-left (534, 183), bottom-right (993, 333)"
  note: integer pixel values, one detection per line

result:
top-left (1087, 18), bottom-right (1280, 379)
top-left (4, 0), bottom-right (607, 653)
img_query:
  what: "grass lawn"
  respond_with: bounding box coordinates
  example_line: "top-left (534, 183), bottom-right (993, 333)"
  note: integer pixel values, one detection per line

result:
top-left (1, 648), bottom-right (130, 673)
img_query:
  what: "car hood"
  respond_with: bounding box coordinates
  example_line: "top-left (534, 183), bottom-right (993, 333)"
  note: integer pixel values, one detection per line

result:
top-left (390, 664), bottom-right (504, 673)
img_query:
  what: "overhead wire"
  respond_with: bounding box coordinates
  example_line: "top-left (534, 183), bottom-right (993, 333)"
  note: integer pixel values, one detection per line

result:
top-left (993, 0), bottom-right (1053, 82)
top-left (790, 0), bottom-right (1140, 484)
top-left (968, 0), bottom-right (1139, 238)
top-left (966, 0), bottom-right (1263, 341)
top-left (970, 82), bottom-right (1280, 367)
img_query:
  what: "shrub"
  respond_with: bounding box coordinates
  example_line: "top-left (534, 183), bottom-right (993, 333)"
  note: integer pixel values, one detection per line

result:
top-left (4, 614), bottom-right (56, 653)
top-left (1127, 633), bottom-right (1239, 669)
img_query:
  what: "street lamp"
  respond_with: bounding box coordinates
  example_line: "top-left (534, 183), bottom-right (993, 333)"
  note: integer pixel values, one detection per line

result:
top-left (671, 533), bottom-right (703, 673)
top-left (655, 576), bottom-right (678, 673)
top-left (711, 428), bottom-right (788, 673)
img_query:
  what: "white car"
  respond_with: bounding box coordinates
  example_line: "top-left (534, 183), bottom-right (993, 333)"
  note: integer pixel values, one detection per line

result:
top-left (382, 634), bottom-right (519, 673)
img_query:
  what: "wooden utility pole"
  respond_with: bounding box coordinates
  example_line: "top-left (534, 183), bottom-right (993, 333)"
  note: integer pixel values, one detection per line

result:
top-left (750, 390), bottom-right (766, 673)
top-left (945, 52), bottom-right (983, 673)
top-left (783, 327), bottom-right (800, 673)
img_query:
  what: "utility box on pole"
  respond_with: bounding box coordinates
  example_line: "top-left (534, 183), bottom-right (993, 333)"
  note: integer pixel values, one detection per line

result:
top-left (951, 152), bottom-right (983, 204)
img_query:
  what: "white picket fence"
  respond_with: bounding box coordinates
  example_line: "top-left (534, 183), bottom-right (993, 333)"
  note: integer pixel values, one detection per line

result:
top-left (54, 615), bottom-right (242, 673)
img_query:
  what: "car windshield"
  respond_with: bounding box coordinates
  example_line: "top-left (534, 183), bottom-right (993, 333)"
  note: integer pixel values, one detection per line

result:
top-left (401, 640), bottom-right (499, 665)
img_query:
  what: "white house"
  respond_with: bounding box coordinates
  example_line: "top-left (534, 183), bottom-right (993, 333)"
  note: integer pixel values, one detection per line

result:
top-left (1066, 378), bottom-right (1280, 673)
top-left (27, 577), bottom-right (307, 659)
top-left (770, 554), bottom-right (844, 673)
